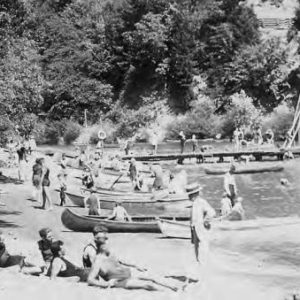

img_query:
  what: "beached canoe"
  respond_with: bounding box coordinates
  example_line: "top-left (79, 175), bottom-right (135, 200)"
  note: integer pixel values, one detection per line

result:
top-left (61, 208), bottom-right (189, 232)
top-left (158, 219), bottom-right (190, 239)
top-left (204, 164), bottom-right (284, 175)
top-left (158, 216), bottom-right (300, 239)
top-left (64, 191), bottom-right (190, 215)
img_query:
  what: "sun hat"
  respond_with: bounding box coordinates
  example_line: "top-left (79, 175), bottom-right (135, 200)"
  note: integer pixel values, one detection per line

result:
top-left (186, 183), bottom-right (202, 196)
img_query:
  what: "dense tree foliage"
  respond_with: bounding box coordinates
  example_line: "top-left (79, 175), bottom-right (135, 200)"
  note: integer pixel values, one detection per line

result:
top-left (0, 0), bottom-right (298, 138)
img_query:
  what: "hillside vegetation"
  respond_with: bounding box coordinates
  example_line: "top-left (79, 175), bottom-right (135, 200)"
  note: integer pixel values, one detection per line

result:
top-left (1, 0), bottom-right (300, 143)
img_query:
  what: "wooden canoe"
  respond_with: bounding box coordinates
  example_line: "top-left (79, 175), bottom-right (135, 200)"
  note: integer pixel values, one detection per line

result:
top-left (64, 192), bottom-right (191, 215)
top-left (204, 164), bottom-right (284, 175)
top-left (61, 208), bottom-right (189, 232)
top-left (158, 216), bottom-right (300, 239)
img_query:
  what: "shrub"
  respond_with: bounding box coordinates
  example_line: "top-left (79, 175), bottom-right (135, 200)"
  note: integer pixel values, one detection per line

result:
top-left (63, 122), bottom-right (81, 145)
top-left (262, 102), bottom-right (294, 140)
top-left (222, 90), bottom-right (263, 137)
top-left (166, 95), bottom-right (223, 139)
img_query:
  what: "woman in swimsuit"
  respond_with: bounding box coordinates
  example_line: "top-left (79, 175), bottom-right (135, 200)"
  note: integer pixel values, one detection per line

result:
top-left (48, 240), bottom-right (89, 281)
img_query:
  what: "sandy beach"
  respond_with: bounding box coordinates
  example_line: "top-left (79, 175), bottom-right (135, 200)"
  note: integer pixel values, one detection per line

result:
top-left (0, 153), bottom-right (300, 300)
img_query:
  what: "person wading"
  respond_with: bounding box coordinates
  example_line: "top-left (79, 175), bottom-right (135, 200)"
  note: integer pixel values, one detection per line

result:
top-left (224, 164), bottom-right (237, 207)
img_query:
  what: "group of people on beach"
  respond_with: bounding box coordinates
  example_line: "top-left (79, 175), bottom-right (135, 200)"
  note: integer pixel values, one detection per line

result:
top-left (0, 226), bottom-right (193, 291)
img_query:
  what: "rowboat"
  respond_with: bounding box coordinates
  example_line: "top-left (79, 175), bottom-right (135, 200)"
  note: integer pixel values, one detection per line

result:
top-left (158, 216), bottom-right (300, 239)
top-left (158, 219), bottom-right (190, 239)
top-left (64, 191), bottom-right (191, 215)
top-left (204, 164), bottom-right (284, 175)
top-left (61, 208), bottom-right (189, 232)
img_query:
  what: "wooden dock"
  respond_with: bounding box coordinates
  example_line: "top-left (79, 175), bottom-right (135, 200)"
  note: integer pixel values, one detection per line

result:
top-left (122, 148), bottom-right (300, 163)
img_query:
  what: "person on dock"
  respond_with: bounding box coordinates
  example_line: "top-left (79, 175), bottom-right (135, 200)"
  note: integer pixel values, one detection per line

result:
top-left (84, 189), bottom-right (101, 216)
top-left (233, 127), bottom-right (243, 151)
top-left (124, 139), bottom-right (131, 156)
top-left (48, 240), bottom-right (89, 281)
top-left (253, 125), bottom-right (262, 145)
top-left (87, 226), bottom-right (180, 291)
top-left (191, 134), bottom-right (198, 153)
top-left (150, 164), bottom-right (164, 191)
top-left (227, 197), bottom-right (245, 221)
top-left (188, 184), bottom-right (216, 264)
top-left (179, 131), bottom-right (186, 154)
top-left (57, 173), bottom-right (67, 206)
top-left (220, 193), bottom-right (232, 217)
top-left (265, 129), bottom-right (274, 144)
top-left (107, 201), bottom-right (131, 222)
top-left (224, 164), bottom-right (237, 207)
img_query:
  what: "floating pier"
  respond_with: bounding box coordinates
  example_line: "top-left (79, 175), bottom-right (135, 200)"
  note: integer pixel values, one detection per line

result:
top-left (122, 148), bottom-right (300, 163)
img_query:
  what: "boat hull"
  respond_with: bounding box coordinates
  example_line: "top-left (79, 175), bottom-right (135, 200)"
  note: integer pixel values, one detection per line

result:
top-left (65, 192), bottom-right (190, 215)
top-left (204, 165), bottom-right (284, 175)
top-left (61, 209), bottom-right (189, 232)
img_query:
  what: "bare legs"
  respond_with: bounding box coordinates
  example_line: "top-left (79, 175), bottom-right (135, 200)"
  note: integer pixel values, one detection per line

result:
top-left (42, 186), bottom-right (53, 210)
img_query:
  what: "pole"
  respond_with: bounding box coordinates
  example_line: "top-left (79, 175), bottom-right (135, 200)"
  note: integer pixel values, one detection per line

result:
top-left (84, 109), bottom-right (87, 128)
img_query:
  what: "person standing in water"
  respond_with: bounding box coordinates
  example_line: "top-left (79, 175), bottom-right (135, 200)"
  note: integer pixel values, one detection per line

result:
top-left (224, 164), bottom-right (237, 207)
top-left (178, 131), bottom-right (186, 154)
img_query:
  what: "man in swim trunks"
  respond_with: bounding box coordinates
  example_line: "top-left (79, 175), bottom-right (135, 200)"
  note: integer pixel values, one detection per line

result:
top-left (37, 227), bottom-right (55, 272)
top-left (87, 227), bottom-right (180, 291)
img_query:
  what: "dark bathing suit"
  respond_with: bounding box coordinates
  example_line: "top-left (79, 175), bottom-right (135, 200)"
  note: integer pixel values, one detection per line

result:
top-left (49, 257), bottom-right (89, 282)
top-left (0, 242), bottom-right (24, 268)
top-left (38, 240), bottom-right (53, 264)
top-left (82, 243), bottom-right (97, 268)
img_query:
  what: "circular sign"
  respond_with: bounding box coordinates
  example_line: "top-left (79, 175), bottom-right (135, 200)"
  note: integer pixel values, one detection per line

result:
top-left (98, 130), bottom-right (107, 140)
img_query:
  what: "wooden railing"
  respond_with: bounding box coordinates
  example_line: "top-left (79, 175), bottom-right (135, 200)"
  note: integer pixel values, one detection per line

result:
top-left (258, 18), bottom-right (294, 29)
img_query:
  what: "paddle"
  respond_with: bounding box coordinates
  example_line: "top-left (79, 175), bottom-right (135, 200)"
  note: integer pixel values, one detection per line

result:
top-left (109, 173), bottom-right (123, 190)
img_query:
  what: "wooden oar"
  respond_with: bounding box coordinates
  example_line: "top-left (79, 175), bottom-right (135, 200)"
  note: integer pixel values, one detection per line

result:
top-left (109, 173), bottom-right (124, 190)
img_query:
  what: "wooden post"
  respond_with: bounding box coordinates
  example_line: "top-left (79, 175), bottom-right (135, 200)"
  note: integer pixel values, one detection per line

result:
top-left (84, 109), bottom-right (88, 128)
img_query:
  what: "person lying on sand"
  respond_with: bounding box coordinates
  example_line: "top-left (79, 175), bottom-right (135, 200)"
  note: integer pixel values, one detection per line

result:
top-left (87, 226), bottom-right (182, 291)
top-left (0, 230), bottom-right (44, 275)
top-left (48, 240), bottom-right (89, 281)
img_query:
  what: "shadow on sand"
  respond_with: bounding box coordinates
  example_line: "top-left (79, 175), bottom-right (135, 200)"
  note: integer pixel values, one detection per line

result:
top-left (0, 220), bottom-right (19, 228)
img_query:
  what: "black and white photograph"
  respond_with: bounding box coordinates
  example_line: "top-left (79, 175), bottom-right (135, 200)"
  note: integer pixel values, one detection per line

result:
top-left (0, 0), bottom-right (300, 299)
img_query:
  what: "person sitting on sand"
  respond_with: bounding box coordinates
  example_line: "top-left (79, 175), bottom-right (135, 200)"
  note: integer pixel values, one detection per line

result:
top-left (220, 193), bottom-right (232, 217)
top-left (0, 230), bottom-right (44, 275)
top-left (224, 164), bottom-right (237, 207)
top-left (37, 228), bottom-right (55, 272)
top-left (82, 225), bottom-right (106, 268)
top-left (107, 201), bottom-right (131, 222)
top-left (84, 190), bottom-right (101, 216)
top-left (227, 197), bottom-right (245, 221)
top-left (48, 240), bottom-right (89, 281)
top-left (87, 226), bottom-right (181, 291)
